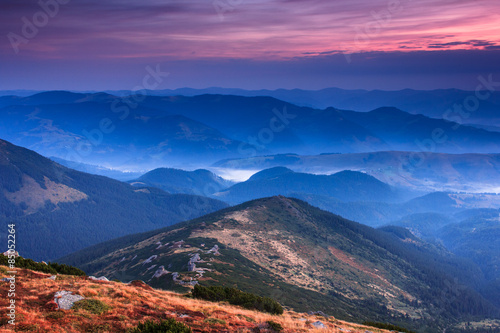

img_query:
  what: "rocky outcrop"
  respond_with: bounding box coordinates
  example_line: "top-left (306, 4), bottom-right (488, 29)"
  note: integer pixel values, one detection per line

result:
top-left (88, 276), bottom-right (109, 282)
top-left (142, 255), bottom-right (157, 265)
top-left (188, 253), bottom-right (201, 272)
top-left (312, 321), bottom-right (326, 329)
top-left (152, 266), bottom-right (169, 279)
top-left (54, 291), bottom-right (84, 310)
top-left (206, 244), bottom-right (220, 255)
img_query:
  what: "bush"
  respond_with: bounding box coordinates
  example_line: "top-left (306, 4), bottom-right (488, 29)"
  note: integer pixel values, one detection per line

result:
top-left (72, 299), bottom-right (110, 315)
top-left (129, 319), bottom-right (192, 333)
top-left (204, 318), bottom-right (226, 325)
top-left (192, 285), bottom-right (283, 315)
top-left (0, 255), bottom-right (85, 276)
top-left (267, 320), bottom-right (283, 332)
top-left (45, 311), bottom-right (65, 320)
top-left (362, 321), bottom-right (415, 333)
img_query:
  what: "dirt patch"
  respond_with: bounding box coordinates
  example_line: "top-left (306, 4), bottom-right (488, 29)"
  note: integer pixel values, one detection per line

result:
top-left (4, 175), bottom-right (87, 214)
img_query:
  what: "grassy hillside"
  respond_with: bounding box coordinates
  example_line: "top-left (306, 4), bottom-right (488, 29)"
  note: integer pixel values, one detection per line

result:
top-left (0, 265), bottom-right (401, 332)
top-left (58, 196), bottom-right (499, 332)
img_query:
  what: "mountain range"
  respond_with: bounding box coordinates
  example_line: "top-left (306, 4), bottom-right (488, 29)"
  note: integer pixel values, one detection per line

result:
top-left (109, 87), bottom-right (500, 128)
top-left (212, 166), bottom-right (409, 205)
top-left (214, 151), bottom-right (500, 193)
top-left (2, 91), bottom-right (500, 171)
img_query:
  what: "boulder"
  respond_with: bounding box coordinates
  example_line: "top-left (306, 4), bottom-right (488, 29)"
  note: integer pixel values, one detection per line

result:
top-left (88, 276), bottom-right (109, 282)
top-left (312, 321), bottom-right (326, 329)
top-left (54, 291), bottom-right (84, 310)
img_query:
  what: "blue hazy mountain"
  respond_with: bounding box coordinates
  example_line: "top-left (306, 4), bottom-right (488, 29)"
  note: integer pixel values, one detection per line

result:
top-left (129, 167), bottom-right (234, 195)
top-left (0, 95), bottom-right (257, 168)
top-left (50, 156), bottom-right (143, 181)
top-left (129, 87), bottom-right (500, 127)
top-left (389, 209), bottom-right (500, 308)
top-left (214, 151), bottom-right (500, 193)
top-left (290, 191), bottom-right (463, 227)
top-left (3, 92), bottom-right (500, 172)
top-left (0, 139), bottom-right (227, 260)
top-left (213, 167), bottom-right (406, 205)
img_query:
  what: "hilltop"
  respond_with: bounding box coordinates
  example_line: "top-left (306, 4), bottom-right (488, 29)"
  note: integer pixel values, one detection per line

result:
top-left (59, 196), bottom-right (499, 332)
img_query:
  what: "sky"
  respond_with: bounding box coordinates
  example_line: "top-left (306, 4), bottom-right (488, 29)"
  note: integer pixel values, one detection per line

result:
top-left (1, 0), bottom-right (500, 91)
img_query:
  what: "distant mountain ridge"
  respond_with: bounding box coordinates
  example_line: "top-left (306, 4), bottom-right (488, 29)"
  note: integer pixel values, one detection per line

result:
top-left (214, 167), bottom-right (404, 205)
top-left (129, 167), bottom-right (234, 195)
top-left (2, 91), bottom-right (500, 171)
top-left (114, 87), bottom-right (500, 127)
top-left (213, 151), bottom-right (500, 193)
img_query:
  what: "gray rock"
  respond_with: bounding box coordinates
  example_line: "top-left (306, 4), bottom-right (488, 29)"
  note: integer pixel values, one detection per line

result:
top-left (142, 255), bottom-right (158, 265)
top-left (308, 310), bottom-right (329, 318)
top-left (152, 266), bottom-right (169, 279)
top-left (312, 321), bottom-right (326, 329)
top-left (188, 253), bottom-right (201, 272)
top-left (48, 275), bottom-right (57, 280)
top-left (206, 245), bottom-right (220, 255)
top-left (89, 276), bottom-right (109, 282)
top-left (54, 291), bottom-right (84, 310)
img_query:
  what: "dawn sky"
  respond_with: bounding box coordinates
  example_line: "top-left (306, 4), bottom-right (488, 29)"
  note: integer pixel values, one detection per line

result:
top-left (1, 0), bottom-right (499, 91)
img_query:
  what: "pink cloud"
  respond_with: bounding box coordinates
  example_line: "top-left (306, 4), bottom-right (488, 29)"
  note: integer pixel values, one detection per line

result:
top-left (0, 0), bottom-right (498, 60)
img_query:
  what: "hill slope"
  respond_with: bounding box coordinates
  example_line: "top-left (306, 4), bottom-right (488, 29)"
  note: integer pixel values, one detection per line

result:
top-left (59, 196), bottom-right (499, 331)
top-left (0, 139), bottom-right (227, 260)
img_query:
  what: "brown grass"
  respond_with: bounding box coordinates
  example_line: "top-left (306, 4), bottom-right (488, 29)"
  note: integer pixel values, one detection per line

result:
top-left (0, 265), bottom-right (393, 332)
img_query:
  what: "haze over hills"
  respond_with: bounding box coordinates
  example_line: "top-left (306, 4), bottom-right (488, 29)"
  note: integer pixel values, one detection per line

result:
top-left (58, 196), bottom-right (500, 332)
top-left (1, 89), bottom-right (500, 332)
top-left (0, 139), bottom-right (227, 260)
top-left (0, 95), bottom-right (257, 168)
top-left (214, 151), bottom-right (500, 193)
top-left (50, 156), bottom-right (144, 181)
top-left (390, 209), bottom-right (500, 309)
top-left (2, 92), bottom-right (500, 171)
top-left (213, 167), bottom-right (409, 205)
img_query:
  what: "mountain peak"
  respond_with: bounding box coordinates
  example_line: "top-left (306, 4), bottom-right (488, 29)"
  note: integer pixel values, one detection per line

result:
top-left (248, 167), bottom-right (295, 181)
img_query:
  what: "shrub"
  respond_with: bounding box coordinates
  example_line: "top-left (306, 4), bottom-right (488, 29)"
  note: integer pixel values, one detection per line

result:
top-left (72, 299), bottom-right (110, 315)
top-left (192, 285), bottom-right (283, 315)
top-left (45, 311), bottom-right (65, 320)
top-left (129, 319), bottom-right (192, 333)
top-left (17, 324), bottom-right (39, 331)
top-left (267, 320), bottom-right (283, 332)
top-left (204, 318), bottom-right (226, 325)
top-left (362, 321), bottom-right (415, 333)
top-left (0, 255), bottom-right (85, 276)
